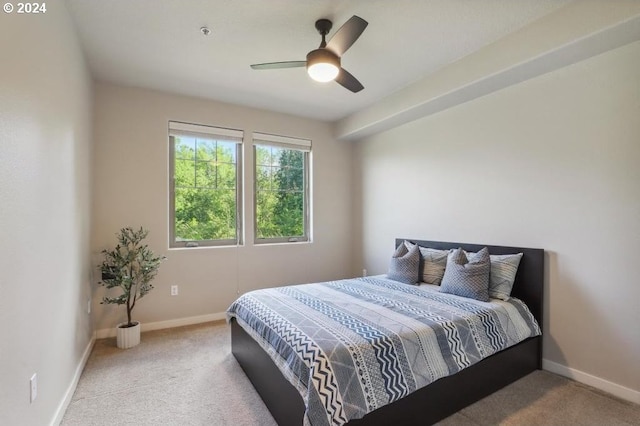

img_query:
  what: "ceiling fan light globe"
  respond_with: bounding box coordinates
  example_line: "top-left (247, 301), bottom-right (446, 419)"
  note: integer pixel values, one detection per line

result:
top-left (308, 63), bottom-right (339, 82)
top-left (306, 48), bottom-right (340, 83)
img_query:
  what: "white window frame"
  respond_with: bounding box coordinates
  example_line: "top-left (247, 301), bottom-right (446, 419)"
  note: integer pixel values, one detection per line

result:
top-left (169, 121), bottom-right (243, 248)
top-left (252, 132), bottom-right (311, 245)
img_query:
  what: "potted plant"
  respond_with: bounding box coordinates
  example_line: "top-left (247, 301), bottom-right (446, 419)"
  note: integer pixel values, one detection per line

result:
top-left (99, 227), bottom-right (166, 349)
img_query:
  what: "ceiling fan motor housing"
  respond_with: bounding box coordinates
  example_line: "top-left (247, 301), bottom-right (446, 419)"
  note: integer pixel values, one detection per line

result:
top-left (306, 49), bottom-right (340, 69)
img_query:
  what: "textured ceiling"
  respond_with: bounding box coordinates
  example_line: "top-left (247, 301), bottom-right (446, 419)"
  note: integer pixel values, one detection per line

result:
top-left (65, 0), bottom-right (573, 122)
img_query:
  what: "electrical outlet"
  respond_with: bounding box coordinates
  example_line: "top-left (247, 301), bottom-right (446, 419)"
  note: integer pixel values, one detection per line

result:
top-left (362, 269), bottom-right (367, 277)
top-left (30, 373), bottom-right (37, 403)
top-left (171, 285), bottom-right (178, 296)
top-left (87, 299), bottom-right (91, 314)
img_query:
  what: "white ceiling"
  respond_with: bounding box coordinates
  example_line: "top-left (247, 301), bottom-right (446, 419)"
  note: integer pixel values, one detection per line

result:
top-left (65, 0), bottom-right (573, 122)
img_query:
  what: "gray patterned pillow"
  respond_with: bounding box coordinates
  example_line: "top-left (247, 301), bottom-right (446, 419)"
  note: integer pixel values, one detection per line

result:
top-left (419, 247), bottom-right (449, 285)
top-left (487, 253), bottom-right (523, 300)
top-left (464, 251), bottom-right (523, 300)
top-left (404, 241), bottom-right (449, 285)
top-left (387, 242), bottom-right (420, 284)
top-left (440, 247), bottom-right (491, 301)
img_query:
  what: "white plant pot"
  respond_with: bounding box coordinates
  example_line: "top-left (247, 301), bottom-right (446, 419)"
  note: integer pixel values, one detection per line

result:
top-left (116, 321), bottom-right (141, 349)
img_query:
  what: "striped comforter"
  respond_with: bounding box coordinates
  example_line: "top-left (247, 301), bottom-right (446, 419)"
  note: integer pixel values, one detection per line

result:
top-left (226, 276), bottom-right (540, 426)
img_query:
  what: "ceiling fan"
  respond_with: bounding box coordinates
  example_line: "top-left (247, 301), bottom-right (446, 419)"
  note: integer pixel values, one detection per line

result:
top-left (250, 15), bottom-right (368, 93)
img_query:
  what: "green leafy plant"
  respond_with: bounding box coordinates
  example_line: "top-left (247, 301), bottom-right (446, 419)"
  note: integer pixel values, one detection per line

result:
top-left (99, 227), bottom-right (166, 327)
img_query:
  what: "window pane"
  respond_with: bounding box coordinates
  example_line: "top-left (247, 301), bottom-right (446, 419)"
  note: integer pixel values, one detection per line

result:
top-left (277, 166), bottom-right (303, 190)
top-left (175, 159), bottom-right (195, 187)
top-left (255, 191), bottom-right (277, 239)
top-left (270, 147), bottom-right (282, 166)
top-left (217, 142), bottom-right (236, 163)
top-left (269, 167), bottom-right (280, 190)
top-left (255, 165), bottom-right (272, 190)
top-left (194, 161), bottom-right (216, 188)
top-left (174, 188), bottom-right (236, 241)
top-left (175, 137), bottom-right (196, 160)
top-left (255, 145), bottom-right (272, 167)
top-left (217, 163), bottom-right (236, 189)
top-left (275, 191), bottom-right (304, 236)
top-left (195, 139), bottom-right (216, 161)
top-left (170, 125), bottom-right (242, 247)
top-left (277, 150), bottom-right (303, 190)
top-left (254, 144), bottom-right (307, 241)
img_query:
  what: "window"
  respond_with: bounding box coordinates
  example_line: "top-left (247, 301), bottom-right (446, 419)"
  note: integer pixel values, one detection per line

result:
top-left (169, 121), bottom-right (243, 248)
top-left (253, 132), bottom-right (311, 244)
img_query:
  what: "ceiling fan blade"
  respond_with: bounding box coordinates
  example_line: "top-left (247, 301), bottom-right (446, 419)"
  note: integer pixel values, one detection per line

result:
top-left (325, 15), bottom-right (368, 56)
top-left (335, 68), bottom-right (364, 93)
top-left (250, 61), bottom-right (306, 70)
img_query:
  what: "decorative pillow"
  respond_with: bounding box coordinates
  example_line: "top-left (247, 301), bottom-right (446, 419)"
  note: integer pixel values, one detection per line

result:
top-left (405, 241), bottom-right (448, 285)
top-left (487, 253), bottom-right (523, 300)
top-left (464, 251), bottom-right (523, 300)
top-left (440, 247), bottom-right (491, 301)
top-left (387, 242), bottom-right (420, 284)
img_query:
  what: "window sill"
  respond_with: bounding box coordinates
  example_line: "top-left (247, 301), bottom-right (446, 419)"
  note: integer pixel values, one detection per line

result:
top-left (253, 240), bottom-right (311, 247)
top-left (168, 244), bottom-right (243, 251)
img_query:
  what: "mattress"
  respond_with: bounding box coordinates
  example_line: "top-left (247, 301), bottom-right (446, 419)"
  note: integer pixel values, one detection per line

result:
top-left (226, 276), bottom-right (540, 426)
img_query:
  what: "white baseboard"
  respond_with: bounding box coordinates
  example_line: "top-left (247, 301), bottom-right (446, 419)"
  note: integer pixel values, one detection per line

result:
top-left (543, 359), bottom-right (640, 404)
top-left (50, 334), bottom-right (96, 426)
top-left (95, 312), bottom-right (227, 339)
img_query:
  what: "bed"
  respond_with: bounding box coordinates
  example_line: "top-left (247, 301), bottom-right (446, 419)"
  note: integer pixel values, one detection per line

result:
top-left (228, 239), bottom-right (544, 426)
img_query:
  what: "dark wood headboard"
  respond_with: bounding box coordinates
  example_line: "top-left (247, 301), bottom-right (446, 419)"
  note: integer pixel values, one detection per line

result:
top-left (396, 239), bottom-right (544, 331)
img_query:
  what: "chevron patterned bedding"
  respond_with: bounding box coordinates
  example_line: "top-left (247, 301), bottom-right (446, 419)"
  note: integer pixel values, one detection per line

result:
top-left (226, 276), bottom-right (541, 426)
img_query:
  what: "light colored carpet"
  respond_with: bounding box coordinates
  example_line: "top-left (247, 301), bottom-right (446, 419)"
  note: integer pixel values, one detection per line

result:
top-left (62, 321), bottom-right (640, 426)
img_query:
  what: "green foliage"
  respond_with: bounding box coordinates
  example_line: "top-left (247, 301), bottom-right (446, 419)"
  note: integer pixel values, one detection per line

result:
top-left (173, 137), bottom-right (307, 243)
top-left (274, 149), bottom-right (304, 236)
top-left (174, 139), bottom-right (237, 241)
top-left (99, 227), bottom-right (166, 327)
top-left (255, 146), bottom-right (305, 239)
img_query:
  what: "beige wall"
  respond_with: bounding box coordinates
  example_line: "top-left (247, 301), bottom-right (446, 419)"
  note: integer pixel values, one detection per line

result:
top-left (0, 4), bottom-right (94, 426)
top-left (353, 41), bottom-right (640, 397)
top-left (91, 83), bottom-right (354, 332)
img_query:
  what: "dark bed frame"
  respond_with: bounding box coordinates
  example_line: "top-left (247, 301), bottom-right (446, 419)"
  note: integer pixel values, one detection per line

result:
top-left (231, 239), bottom-right (544, 426)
